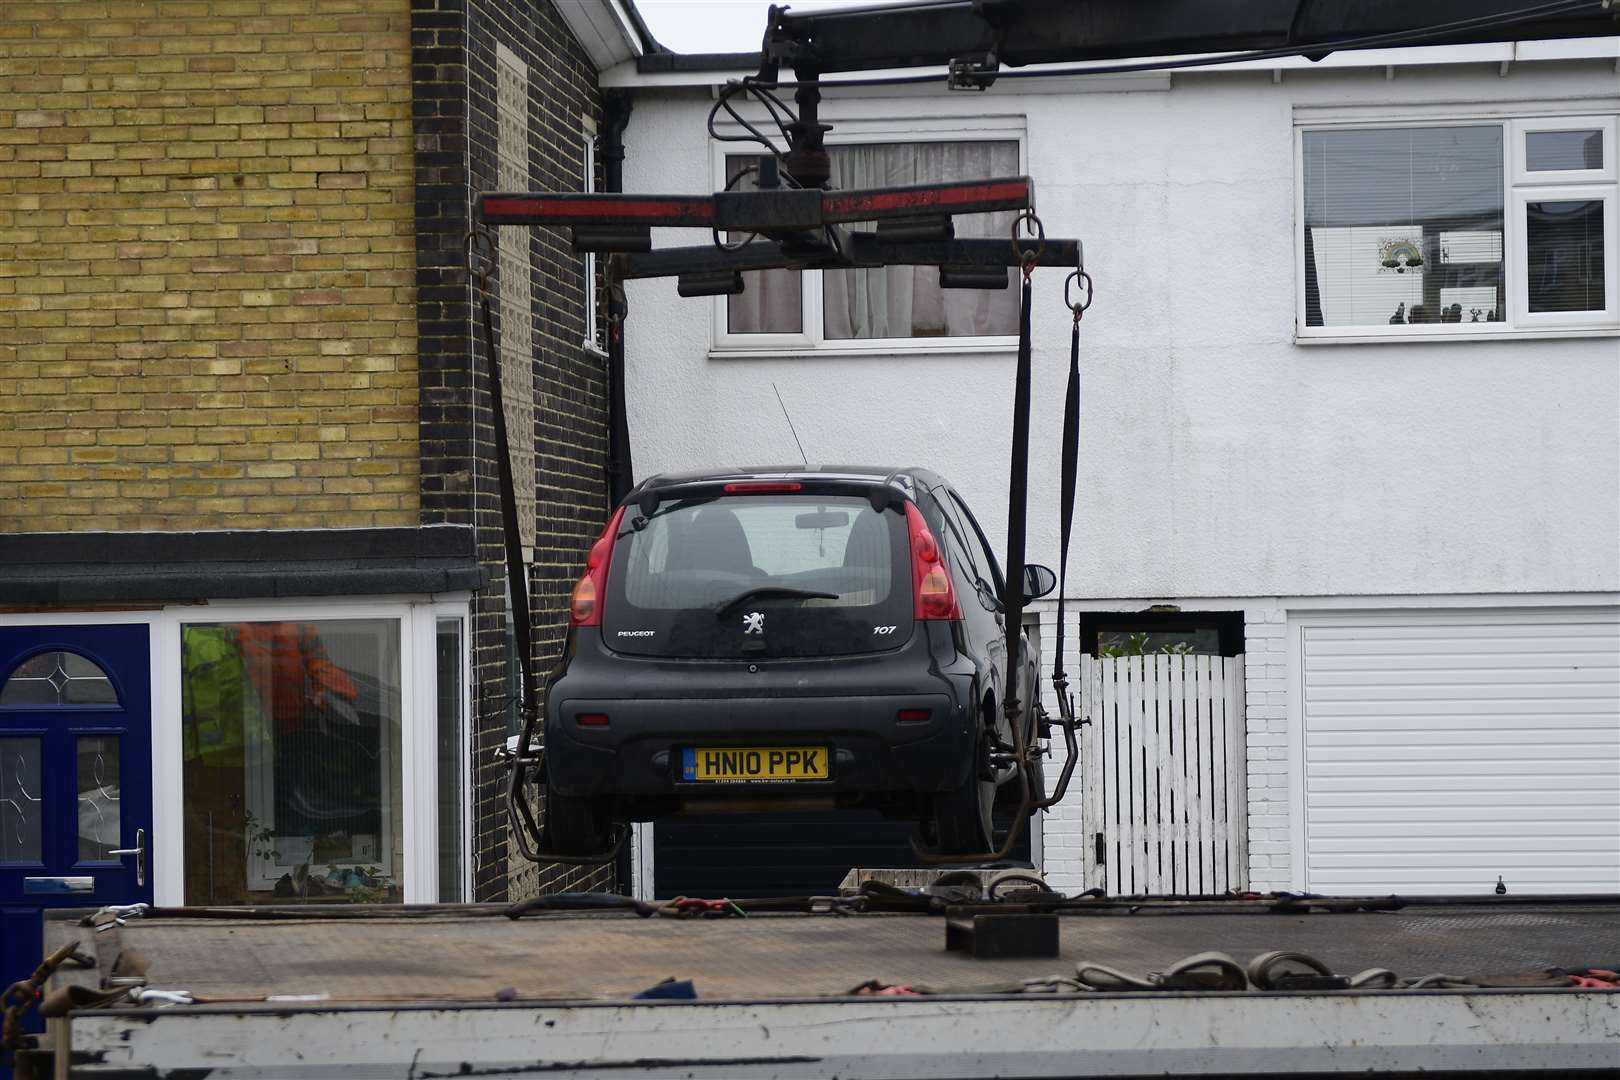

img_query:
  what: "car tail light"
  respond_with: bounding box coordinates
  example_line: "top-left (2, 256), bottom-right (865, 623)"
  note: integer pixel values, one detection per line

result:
top-left (569, 506), bottom-right (626, 627)
top-left (723, 481), bottom-right (802, 493)
top-left (576, 713), bottom-right (610, 727)
top-left (905, 502), bottom-right (961, 621)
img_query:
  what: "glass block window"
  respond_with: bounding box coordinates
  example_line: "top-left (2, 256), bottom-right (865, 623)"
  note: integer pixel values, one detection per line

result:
top-left (495, 43), bottom-right (537, 557)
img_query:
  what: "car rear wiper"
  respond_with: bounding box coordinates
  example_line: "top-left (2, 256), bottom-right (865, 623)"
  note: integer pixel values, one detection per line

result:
top-left (713, 587), bottom-right (839, 618)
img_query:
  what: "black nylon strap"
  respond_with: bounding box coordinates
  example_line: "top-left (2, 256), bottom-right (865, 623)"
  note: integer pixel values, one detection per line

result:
top-left (1001, 269), bottom-right (1033, 712)
top-left (1053, 315), bottom-right (1080, 682)
top-left (478, 287), bottom-right (538, 715)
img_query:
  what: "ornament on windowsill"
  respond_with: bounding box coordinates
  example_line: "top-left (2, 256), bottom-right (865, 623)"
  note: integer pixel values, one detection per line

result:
top-left (1377, 238), bottom-right (1423, 274)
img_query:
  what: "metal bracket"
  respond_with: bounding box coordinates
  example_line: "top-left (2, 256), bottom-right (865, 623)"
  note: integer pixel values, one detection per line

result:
top-left (948, 52), bottom-right (999, 90)
top-left (945, 909), bottom-right (1059, 958)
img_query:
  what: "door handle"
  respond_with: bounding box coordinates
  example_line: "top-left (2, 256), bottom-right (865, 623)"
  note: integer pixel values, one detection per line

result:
top-left (109, 827), bottom-right (146, 887)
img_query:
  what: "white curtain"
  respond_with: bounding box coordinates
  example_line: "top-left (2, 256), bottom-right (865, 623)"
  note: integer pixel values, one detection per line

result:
top-left (725, 142), bottom-right (1021, 339)
top-left (725, 157), bottom-right (803, 334)
top-left (825, 141), bottom-right (1020, 339)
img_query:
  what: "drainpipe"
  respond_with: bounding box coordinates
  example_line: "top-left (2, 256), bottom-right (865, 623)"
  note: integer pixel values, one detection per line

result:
top-left (602, 90), bottom-right (635, 505)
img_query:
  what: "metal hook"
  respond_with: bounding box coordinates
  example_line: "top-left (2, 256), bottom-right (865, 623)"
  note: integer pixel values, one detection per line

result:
top-left (464, 228), bottom-right (495, 298)
top-left (1064, 269), bottom-right (1093, 321)
top-left (1010, 209), bottom-right (1045, 267)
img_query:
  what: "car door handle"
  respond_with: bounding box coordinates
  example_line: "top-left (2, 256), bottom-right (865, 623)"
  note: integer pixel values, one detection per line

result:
top-left (108, 827), bottom-right (146, 887)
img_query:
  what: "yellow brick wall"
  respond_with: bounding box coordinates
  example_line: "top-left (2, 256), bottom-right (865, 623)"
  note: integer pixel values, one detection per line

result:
top-left (0, 0), bottom-right (419, 531)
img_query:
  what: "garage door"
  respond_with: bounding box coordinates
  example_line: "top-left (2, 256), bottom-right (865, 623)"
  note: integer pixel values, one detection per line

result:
top-left (1300, 608), bottom-right (1620, 895)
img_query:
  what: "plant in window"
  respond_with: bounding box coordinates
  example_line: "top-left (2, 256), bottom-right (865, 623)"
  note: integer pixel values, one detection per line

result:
top-left (1097, 631), bottom-right (1196, 658)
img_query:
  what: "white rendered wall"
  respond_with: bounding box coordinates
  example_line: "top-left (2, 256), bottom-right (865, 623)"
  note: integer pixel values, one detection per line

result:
top-left (618, 62), bottom-right (1620, 601)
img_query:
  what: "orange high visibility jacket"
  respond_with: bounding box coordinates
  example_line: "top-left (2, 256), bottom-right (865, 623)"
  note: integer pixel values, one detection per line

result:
top-left (234, 623), bottom-right (358, 733)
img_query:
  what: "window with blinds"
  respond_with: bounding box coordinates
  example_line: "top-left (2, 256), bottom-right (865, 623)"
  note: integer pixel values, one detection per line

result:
top-left (1298, 115), bottom-right (1616, 337)
top-left (1302, 125), bottom-right (1506, 329)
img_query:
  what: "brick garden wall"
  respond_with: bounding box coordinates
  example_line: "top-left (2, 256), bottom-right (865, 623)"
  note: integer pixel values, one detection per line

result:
top-left (412, 0), bottom-right (613, 900)
top-left (0, 0), bottom-right (420, 531)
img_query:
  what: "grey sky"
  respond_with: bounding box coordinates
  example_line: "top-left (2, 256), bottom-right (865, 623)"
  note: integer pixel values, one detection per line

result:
top-left (635, 1), bottom-right (901, 55)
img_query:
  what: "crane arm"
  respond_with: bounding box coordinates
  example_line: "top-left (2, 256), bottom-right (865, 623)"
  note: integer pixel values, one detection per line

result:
top-left (759, 0), bottom-right (1617, 80)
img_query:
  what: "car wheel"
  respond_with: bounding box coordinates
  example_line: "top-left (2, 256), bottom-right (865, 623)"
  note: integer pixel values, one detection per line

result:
top-left (545, 779), bottom-right (614, 856)
top-left (926, 763), bottom-right (996, 856)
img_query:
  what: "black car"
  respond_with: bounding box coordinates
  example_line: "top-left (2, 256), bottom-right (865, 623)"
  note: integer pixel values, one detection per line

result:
top-left (543, 466), bottom-right (1055, 856)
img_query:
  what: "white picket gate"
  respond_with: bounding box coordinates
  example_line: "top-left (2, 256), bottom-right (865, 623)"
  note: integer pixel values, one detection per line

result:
top-left (1078, 653), bottom-right (1248, 895)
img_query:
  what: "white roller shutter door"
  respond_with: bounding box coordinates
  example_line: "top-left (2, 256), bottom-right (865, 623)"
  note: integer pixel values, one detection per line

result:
top-left (1300, 608), bottom-right (1620, 894)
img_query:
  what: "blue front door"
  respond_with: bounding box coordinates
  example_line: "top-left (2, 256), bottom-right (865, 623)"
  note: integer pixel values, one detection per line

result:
top-left (0, 625), bottom-right (152, 1032)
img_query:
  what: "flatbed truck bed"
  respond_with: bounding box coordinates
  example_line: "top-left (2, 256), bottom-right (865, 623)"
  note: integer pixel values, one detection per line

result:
top-left (24, 895), bottom-right (1620, 1079)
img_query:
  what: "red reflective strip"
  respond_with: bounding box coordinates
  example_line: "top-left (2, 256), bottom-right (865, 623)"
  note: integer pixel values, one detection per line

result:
top-left (824, 179), bottom-right (1030, 216)
top-left (480, 196), bottom-right (713, 222)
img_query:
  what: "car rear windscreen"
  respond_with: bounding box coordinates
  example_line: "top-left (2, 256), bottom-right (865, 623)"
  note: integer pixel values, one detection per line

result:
top-left (603, 493), bottom-right (913, 658)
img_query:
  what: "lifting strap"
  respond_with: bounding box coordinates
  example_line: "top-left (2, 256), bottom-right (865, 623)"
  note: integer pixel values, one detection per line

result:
top-left (1053, 266), bottom-right (1090, 691)
top-left (1000, 251), bottom-right (1034, 719)
top-left (472, 239), bottom-right (539, 720)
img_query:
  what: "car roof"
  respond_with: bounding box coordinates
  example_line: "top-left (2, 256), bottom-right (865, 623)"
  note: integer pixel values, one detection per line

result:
top-left (635, 465), bottom-right (945, 494)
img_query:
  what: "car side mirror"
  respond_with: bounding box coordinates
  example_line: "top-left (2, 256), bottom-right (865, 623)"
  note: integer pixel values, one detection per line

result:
top-left (1022, 564), bottom-right (1057, 601)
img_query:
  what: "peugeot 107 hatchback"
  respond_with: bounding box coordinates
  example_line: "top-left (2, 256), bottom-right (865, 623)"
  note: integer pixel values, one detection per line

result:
top-left (543, 466), bottom-right (1055, 857)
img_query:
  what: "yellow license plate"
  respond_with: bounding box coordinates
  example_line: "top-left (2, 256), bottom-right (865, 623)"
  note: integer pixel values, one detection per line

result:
top-left (681, 746), bottom-right (829, 782)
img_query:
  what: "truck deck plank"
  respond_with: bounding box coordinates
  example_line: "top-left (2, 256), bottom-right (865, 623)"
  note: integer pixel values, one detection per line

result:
top-left (46, 901), bottom-right (1620, 1003)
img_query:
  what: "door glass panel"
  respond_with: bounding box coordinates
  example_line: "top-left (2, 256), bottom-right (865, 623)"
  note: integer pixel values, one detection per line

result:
top-left (1, 650), bottom-right (118, 706)
top-left (1526, 199), bottom-right (1607, 313)
top-left (180, 620), bottom-right (403, 904)
top-left (0, 737), bottom-right (43, 863)
top-left (1526, 129), bottom-right (1603, 172)
top-left (76, 735), bottom-right (121, 862)
top-left (436, 618), bottom-right (464, 903)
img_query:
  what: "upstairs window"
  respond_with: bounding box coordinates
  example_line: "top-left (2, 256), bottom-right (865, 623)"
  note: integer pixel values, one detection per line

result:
top-left (1297, 115), bottom-right (1616, 339)
top-left (583, 124), bottom-right (607, 354)
top-left (718, 137), bottom-right (1023, 352)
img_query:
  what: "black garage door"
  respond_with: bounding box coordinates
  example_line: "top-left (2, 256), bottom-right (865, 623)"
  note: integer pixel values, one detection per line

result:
top-left (653, 809), bottom-right (1033, 899)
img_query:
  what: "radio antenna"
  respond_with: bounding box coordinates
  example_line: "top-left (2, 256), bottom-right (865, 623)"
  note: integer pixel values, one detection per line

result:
top-left (772, 381), bottom-right (808, 466)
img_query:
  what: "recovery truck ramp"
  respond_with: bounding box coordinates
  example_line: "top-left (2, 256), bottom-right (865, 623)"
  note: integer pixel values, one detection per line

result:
top-left (19, 893), bottom-right (1620, 1080)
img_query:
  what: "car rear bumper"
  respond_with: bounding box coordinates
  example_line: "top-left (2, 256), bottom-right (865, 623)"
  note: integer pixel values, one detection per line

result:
top-left (544, 692), bottom-right (976, 800)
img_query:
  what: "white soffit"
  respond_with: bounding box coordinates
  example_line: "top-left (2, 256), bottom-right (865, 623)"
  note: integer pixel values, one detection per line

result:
top-left (555, 0), bottom-right (644, 72)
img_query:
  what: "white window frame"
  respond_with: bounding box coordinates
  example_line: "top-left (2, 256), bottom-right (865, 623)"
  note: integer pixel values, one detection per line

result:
top-left (582, 119), bottom-right (606, 356)
top-left (709, 116), bottom-right (1028, 358)
top-left (1, 596), bottom-right (475, 906)
top-left (1509, 183), bottom-right (1617, 330)
top-left (1512, 114), bottom-right (1617, 185)
top-left (1293, 107), bottom-right (1619, 344)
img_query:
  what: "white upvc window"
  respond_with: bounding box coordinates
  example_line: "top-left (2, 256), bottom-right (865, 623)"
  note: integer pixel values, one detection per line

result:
top-left (583, 120), bottom-right (606, 355)
top-left (1294, 112), bottom-right (1618, 342)
top-left (710, 119), bottom-right (1027, 357)
top-left (170, 598), bottom-right (471, 906)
